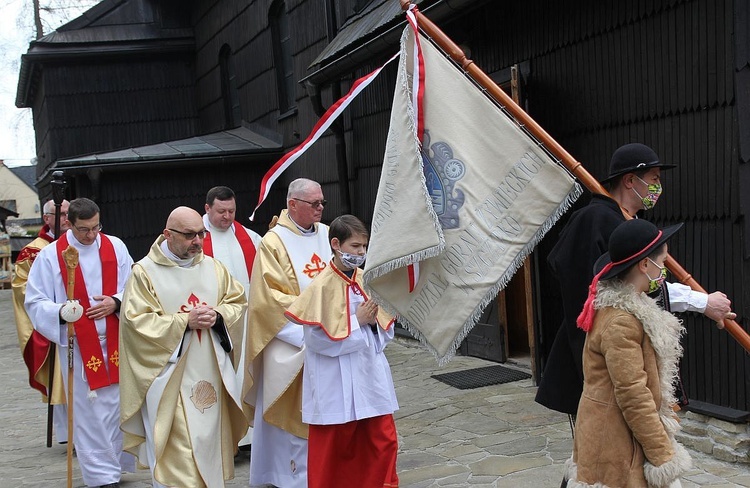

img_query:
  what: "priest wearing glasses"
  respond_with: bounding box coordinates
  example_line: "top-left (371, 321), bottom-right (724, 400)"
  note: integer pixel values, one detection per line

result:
top-left (25, 197), bottom-right (135, 488)
top-left (119, 206), bottom-right (248, 487)
top-left (244, 178), bottom-right (330, 488)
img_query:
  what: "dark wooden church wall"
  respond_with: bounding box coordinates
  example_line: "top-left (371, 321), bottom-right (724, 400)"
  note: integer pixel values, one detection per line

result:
top-left (94, 159), bottom-right (285, 260)
top-left (31, 81), bottom-right (52, 180)
top-left (272, 0), bottom-right (347, 215)
top-left (192, 0), bottom-right (348, 229)
top-left (38, 59), bottom-right (200, 175)
top-left (446, 0), bottom-right (748, 410)
top-left (193, 0), bottom-right (322, 134)
top-left (193, 1), bottom-right (268, 133)
top-left (269, 0), bottom-right (342, 223)
top-left (527, 1), bottom-right (747, 411)
top-left (346, 61), bottom-right (398, 226)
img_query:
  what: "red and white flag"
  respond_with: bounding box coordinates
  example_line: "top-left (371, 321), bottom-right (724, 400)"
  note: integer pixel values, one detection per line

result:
top-left (250, 52), bottom-right (399, 220)
top-left (363, 24), bottom-right (581, 364)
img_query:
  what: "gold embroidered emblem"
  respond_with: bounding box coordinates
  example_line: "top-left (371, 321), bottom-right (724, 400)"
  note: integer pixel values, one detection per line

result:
top-left (190, 380), bottom-right (218, 413)
top-left (86, 355), bottom-right (103, 372)
top-left (303, 253), bottom-right (327, 278)
top-left (109, 350), bottom-right (119, 367)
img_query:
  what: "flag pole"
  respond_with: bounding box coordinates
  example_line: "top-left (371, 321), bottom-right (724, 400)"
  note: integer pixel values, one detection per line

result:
top-left (46, 170), bottom-right (66, 447)
top-left (400, 0), bottom-right (750, 354)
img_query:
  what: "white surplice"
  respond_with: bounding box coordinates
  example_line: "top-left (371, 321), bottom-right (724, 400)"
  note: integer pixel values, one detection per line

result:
top-left (302, 285), bottom-right (399, 425)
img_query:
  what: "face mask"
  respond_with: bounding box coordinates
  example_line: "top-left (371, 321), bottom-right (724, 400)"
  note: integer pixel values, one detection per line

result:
top-left (337, 249), bottom-right (366, 269)
top-left (632, 176), bottom-right (663, 210)
top-left (644, 258), bottom-right (668, 293)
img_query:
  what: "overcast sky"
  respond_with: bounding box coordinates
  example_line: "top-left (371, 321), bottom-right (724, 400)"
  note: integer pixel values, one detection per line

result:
top-left (0, 0), bottom-right (96, 167)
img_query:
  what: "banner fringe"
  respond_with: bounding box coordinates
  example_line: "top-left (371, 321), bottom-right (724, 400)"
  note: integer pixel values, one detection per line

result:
top-left (402, 27), bottom-right (445, 251)
top-left (372, 182), bottom-right (583, 366)
top-left (363, 28), bottom-right (445, 285)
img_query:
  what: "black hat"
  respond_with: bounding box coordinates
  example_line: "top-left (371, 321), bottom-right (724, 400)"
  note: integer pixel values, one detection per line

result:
top-left (594, 219), bottom-right (683, 280)
top-left (602, 143), bottom-right (676, 183)
top-left (578, 219), bottom-right (683, 332)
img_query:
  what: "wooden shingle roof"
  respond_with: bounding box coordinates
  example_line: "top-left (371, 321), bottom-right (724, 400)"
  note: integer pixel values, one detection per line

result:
top-left (16, 0), bottom-right (193, 108)
top-left (53, 123), bottom-right (282, 172)
top-left (303, 0), bottom-right (486, 85)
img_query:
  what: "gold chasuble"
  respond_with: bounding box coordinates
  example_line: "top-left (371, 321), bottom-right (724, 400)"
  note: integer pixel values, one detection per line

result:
top-left (11, 230), bottom-right (66, 404)
top-left (120, 236), bottom-right (248, 488)
top-left (243, 209), bottom-right (329, 439)
top-left (285, 262), bottom-right (394, 340)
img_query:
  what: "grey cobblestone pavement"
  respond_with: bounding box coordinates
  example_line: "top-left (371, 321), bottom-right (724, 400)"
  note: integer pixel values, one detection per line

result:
top-left (1, 289), bottom-right (749, 487)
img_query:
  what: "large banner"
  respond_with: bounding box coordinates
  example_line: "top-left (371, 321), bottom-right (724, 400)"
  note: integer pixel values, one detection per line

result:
top-left (363, 26), bottom-right (582, 364)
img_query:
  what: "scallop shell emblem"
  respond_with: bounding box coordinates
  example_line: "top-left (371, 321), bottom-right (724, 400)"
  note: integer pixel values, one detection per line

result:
top-left (190, 380), bottom-right (218, 413)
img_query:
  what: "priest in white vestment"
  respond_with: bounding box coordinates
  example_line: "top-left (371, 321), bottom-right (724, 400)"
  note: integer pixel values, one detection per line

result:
top-left (25, 198), bottom-right (135, 488)
top-left (201, 186), bottom-right (262, 448)
top-left (120, 207), bottom-right (248, 488)
top-left (244, 178), bottom-right (330, 488)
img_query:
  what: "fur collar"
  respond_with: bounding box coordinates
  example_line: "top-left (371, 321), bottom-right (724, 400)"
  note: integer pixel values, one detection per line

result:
top-left (594, 280), bottom-right (686, 431)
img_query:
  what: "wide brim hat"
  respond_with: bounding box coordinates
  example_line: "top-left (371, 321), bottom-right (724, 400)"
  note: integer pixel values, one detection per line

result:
top-left (602, 143), bottom-right (677, 183)
top-left (594, 219), bottom-right (683, 280)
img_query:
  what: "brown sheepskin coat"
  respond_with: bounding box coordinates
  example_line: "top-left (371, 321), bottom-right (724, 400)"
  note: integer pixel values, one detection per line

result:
top-left (566, 281), bottom-right (692, 488)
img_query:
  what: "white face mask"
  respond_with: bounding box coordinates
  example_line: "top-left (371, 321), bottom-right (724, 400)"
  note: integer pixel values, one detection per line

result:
top-left (337, 249), bottom-right (366, 269)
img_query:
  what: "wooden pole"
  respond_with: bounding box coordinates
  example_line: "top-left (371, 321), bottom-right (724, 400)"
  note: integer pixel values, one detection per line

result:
top-left (400, 0), bottom-right (750, 354)
top-left (61, 246), bottom-right (79, 488)
top-left (47, 170), bottom-right (66, 448)
top-left (665, 255), bottom-right (750, 352)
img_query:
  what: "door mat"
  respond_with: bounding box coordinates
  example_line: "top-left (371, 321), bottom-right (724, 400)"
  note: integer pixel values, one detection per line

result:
top-left (431, 365), bottom-right (531, 390)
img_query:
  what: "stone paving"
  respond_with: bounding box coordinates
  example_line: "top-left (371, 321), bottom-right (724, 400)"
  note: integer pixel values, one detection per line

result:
top-left (1, 288), bottom-right (749, 487)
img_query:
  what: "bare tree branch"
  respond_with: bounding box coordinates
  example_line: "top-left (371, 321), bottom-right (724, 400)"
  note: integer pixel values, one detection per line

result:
top-left (31, 0), bottom-right (99, 38)
top-left (33, 0), bottom-right (42, 38)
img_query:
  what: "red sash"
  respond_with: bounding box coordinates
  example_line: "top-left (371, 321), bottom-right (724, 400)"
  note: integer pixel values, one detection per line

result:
top-left (56, 233), bottom-right (119, 390)
top-left (203, 221), bottom-right (257, 280)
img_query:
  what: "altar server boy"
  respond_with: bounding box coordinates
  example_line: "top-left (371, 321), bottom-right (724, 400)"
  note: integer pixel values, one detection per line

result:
top-left (285, 214), bottom-right (399, 488)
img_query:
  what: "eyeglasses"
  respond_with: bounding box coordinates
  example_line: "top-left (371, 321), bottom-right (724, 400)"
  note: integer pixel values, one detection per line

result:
top-left (292, 198), bottom-right (327, 208)
top-left (45, 212), bottom-right (68, 217)
top-left (168, 228), bottom-right (207, 240)
top-left (74, 223), bottom-right (102, 234)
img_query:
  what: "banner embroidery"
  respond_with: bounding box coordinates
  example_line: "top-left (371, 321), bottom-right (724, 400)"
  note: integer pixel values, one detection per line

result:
top-left (421, 131), bottom-right (466, 229)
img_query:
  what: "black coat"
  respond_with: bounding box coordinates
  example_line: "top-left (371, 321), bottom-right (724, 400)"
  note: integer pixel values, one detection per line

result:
top-left (535, 194), bottom-right (625, 415)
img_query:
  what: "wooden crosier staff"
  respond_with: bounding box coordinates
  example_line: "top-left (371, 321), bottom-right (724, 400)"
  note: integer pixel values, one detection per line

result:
top-left (400, 0), bottom-right (750, 354)
top-left (61, 246), bottom-right (79, 488)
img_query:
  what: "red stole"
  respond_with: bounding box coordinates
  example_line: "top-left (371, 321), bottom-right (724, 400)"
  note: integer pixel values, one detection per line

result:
top-left (56, 233), bottom-right (119, 390)
top-left (203, 221), bottom-right (257, 279)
